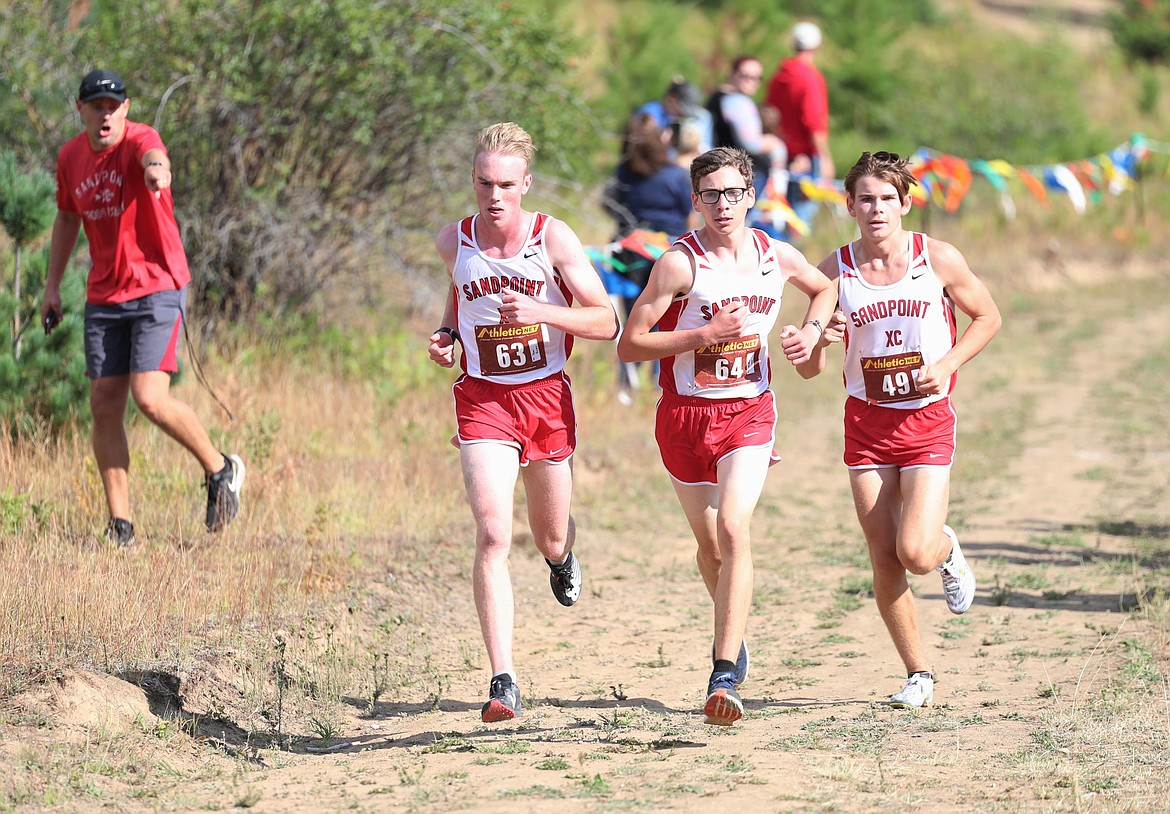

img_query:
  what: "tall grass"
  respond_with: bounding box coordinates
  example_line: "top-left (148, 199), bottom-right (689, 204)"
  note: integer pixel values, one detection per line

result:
top-left (0, 334), bottom-right (474, 700)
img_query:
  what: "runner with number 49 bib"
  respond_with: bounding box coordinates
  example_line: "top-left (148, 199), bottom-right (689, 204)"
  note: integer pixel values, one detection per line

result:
top-left (816, 150), bottom-right (1002, 710)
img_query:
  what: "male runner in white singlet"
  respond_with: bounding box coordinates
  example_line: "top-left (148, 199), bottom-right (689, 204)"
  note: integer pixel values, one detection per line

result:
top-left (817, 151), bottom-right (1001, 709)
top-left (428, 122), bottom-right (619, 723)
top-left (617, 147), bottom-right (836, 725)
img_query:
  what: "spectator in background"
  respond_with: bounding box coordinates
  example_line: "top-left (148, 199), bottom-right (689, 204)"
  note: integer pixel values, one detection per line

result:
top-left (674, 119), bottom-right (704, 171)
top-left (706, 56), bottom-right (781, 209)
top-left (636, 77), bottom-right (713, 156)
top-left (603, 113), bottom-right (698, 401)
top-left (765, 21), bottom-right (834, 237)
top-left (606, 113), bottom-right (696, 242)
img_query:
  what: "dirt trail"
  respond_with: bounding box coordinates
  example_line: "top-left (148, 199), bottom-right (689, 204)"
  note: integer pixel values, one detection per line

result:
top-left (8, 274), bottom-right (1170, 813)
top-left (203, 279), bottom-right (1168, 812)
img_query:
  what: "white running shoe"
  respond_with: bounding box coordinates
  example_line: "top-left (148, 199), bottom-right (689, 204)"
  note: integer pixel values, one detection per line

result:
top-left (890, 672), bottom-right (934, 709)
top-left (938, 525), bottom-right (975, 614)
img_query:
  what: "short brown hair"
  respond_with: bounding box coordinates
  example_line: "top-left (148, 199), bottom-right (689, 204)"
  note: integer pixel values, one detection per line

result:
top-left (475, 122), bottom-right (537, 169)
top-left (844, 151), bottom-right (918, 200)
top-left (690, 147), bottom-right (754, 193)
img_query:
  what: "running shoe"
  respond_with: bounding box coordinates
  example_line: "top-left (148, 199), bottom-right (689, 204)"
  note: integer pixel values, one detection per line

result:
top-left (105, 517), bottom-right (136, 548)
top-left (547, 551), bottom-right (582, 606)
top-left (889, 672), bottom-right (934, 709)
top-left (938, 524), bottom-right (975, 614)
top-left (205, 453), bottom-right (245, 532)
top-left (703, 671), bottom-right (744, 726)
top-left (711, 640), bottom-right (751, 686)
top-left (480, 674), bottom-right (522, 723)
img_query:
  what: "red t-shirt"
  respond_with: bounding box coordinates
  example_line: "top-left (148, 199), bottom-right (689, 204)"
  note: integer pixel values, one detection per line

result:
top-left (55, 120), bottom-right (191, 305)
top-left (765, 57), bottom-right (829, 160)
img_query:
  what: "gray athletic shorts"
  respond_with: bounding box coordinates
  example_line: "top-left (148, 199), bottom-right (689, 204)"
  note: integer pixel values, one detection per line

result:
top-left (84, 287), bottom-right (186, 379)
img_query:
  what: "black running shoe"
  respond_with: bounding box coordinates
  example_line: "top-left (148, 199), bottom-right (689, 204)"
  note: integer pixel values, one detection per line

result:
top-left (547, 551), bottom-right (582, 606)
top-left (481, 674), bottom-right (522, 723)
top-left (205, 453), bottom-right (245, 532)
top-left (105, 517), bottom-right (136, 548)
top-left (703, 671), bottom-right (744, 726)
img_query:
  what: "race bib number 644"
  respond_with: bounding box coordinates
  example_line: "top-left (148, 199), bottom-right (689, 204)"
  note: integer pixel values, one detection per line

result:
top-left (694, 335), bottom-right (762, 388)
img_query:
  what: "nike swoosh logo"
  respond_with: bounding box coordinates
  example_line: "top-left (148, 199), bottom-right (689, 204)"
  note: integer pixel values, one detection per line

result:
top-left (743, 432), bottom-right (759, 439)
top-left (524, 249), bottom-right (538, 259)
top-left (911, 272), bottom-right (925, 279)
top-left (761, 268), bottom-right (773, 275)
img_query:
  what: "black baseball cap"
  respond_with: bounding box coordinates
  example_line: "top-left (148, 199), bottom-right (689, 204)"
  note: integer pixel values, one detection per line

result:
top-left (78, 69), bottom-right (127, 103)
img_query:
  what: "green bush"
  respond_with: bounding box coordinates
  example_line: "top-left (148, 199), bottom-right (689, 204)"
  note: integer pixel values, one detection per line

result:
top-left (1108, 0), bottom-right (1170, 64)
top-left (0, 254), bottom-right (89, 437)
top-left (2, 0), bottom-right (597, 319)
top-left (884, 28), bottom-right (1104, 163)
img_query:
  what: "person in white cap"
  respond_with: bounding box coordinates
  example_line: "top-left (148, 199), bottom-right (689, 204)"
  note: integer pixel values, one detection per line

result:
top-left (764, 21), bottom-right (834, 239)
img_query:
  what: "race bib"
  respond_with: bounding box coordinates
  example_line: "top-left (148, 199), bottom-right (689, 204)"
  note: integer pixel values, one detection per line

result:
top-left (861, 351), bottom-right (924, 403)
top-left (475, 323), bottom-right (548, 377)
top-left (694, 335), bottom-right (762, 389)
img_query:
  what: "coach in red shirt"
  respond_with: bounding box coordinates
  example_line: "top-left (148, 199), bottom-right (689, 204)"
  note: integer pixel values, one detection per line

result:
top-left (42, 69), bottom-right (244, 546)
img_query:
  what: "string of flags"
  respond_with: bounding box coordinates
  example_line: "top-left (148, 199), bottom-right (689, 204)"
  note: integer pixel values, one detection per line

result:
top-left (775, 132), bottom-right (1168, 223)
top-left (592, 134), bottom-right (1170, 288)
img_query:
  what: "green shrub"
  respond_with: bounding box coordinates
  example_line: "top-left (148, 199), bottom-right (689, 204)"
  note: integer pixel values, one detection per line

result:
top-left (0, 256), bottom-right (90, 438)
top-left (1108, 0), bottom-right (1170, 64)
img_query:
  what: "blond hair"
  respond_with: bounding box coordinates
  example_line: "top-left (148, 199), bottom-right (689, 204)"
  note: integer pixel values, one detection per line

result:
top-left (474, 122), bottom-right (537, 169)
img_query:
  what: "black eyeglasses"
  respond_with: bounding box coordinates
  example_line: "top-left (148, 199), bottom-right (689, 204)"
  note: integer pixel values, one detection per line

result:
top-left (697, 187), bottom-right (748, 205)
top-left (872, 151), bottom-right (901, 163)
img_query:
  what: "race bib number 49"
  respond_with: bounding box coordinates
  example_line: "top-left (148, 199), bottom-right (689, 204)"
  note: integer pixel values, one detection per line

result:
top-left (475, 323), bottom-right (548, 377)
top-left (694, 335), bottom-right (762, 388)
top-left (861, 351), bottom-right (924, 403)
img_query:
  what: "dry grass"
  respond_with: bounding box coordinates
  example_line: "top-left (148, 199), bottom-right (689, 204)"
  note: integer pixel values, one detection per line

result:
top-left (0, 345), bottom-right (473, 700)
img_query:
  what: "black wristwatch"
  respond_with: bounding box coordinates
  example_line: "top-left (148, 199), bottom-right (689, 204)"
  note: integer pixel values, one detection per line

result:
top-left (436, 326), bottom-right (460, 343)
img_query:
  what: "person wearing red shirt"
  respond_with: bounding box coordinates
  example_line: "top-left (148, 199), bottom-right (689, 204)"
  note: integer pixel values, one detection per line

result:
top-left (42, 69), bottom-right (244, 546)
top-left (765, 22), bottom-right (835, 237)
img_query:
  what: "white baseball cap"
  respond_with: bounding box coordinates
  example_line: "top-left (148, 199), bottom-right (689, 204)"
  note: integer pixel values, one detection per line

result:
top-left (793, 21), bottom-right (823, 51)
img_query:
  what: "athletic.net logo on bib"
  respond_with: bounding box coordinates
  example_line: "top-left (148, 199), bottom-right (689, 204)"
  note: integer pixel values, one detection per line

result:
top-left (475, 323), bottom-right (547, 377)
top-left (694, 335), bottom-right (762, 388)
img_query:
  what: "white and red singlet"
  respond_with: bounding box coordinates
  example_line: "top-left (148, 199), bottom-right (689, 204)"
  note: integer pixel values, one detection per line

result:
top-left (836, 231), bottom-right (958, 410)
top-left (452, 212), bottom-right (573, 383)
top-left (657, 228), bottom-right (785, 399)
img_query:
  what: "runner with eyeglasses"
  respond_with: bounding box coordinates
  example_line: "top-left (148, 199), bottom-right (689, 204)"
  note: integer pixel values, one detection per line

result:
top-left (617, 146), bottom-right (836, 725)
